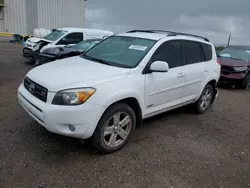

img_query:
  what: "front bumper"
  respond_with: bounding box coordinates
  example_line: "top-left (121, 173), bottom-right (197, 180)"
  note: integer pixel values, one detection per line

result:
top-left (18, 83), bottom-right (106, 139)
top-left (35, 53), bottom-right (57, 66)
top-left (219, 73), bottom-right (246, 85)
top-left (23, 48), bottom-right (39, 61)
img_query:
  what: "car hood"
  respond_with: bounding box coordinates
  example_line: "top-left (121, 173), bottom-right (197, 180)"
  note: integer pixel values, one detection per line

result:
top-left (26, 37), bottom-right (52, 43)
top-left (43, 47), bottom-right (79, 56)
top-left (218, 57), bottom-right (250, 67)
top-left (26, 56), bottom-right (130, 92)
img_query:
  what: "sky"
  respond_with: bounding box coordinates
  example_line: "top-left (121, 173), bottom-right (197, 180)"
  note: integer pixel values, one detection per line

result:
top-left (85, 0), bottom-right (250, 46)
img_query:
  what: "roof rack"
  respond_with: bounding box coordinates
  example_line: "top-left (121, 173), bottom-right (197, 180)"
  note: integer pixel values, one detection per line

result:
top-left (126, 29), bottom-right (210, 42)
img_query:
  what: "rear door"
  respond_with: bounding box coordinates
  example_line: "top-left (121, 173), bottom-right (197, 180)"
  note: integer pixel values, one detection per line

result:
top-left (179, 40), bottom-right (206, 101)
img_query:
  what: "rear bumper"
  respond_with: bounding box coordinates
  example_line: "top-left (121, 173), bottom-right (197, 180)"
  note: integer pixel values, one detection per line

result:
top-left (219, 74), bottom-right (245, 85)
top-left (212, 88), bottom-right (219, 103)
top-left (35, 53), bottom-right (57, 66)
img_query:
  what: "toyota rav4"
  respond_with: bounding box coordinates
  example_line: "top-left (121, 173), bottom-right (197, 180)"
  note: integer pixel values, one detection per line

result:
top-left (18, 30), bottom-right (220, 153)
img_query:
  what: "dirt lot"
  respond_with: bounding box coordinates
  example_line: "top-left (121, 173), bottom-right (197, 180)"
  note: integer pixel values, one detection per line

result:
top-left (0, 43), bottom-right (250, 188)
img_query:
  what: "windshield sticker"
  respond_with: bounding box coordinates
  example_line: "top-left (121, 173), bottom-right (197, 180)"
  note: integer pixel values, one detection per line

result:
top-left (219, 53), bottom-right (231, 58)
top-left (129, 45), bottom-right (148, 51)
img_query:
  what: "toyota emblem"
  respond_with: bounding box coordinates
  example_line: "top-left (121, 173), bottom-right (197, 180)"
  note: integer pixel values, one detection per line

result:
top-left (29, 84), bottom-right (35, 93)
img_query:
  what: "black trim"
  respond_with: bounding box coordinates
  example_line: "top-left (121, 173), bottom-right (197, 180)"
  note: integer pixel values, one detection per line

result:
top-left (24, 77), bottom-right (48, 102)
top-left (19, 93), bottom-right (42, 112)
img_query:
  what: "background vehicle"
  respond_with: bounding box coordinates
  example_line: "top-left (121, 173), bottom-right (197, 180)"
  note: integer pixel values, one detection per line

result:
top-left (23, 28), bottom-right (114, 62)
top-left (34, 38), bottom-right (102, 66)
top-left (218, 45), bottom-right (250, 90)
top-left (18, 30), bottom-right (220, 153)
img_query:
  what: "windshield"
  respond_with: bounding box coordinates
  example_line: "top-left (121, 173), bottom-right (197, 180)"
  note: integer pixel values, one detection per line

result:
top-left (71, 40), bottom-right (101, 51)
top-left (82, 36), bottom-right (156, 68)
top-left (44, 30), bottom-right (67, 41)
top-left (219, 48), bottom-right (250, 61)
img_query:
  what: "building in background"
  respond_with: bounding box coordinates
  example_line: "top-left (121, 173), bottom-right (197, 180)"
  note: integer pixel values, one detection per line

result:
top-left (0, 0), bottom-right (85, 35)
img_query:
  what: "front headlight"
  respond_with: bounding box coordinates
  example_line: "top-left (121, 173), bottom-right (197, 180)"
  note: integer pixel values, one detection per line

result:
top-left (52, 87), bottom-right (96, 105)
top-left (233, 67), bottom-right (247, 72)
top-left (33, 42), bottom-right (43, 49)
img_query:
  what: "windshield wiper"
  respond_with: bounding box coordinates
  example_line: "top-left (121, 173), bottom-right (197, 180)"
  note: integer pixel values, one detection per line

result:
top-left (81, 54), bottom-right (112, 65)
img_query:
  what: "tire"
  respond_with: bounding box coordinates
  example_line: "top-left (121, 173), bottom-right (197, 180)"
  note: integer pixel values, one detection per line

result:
top-left (92, 103), bottom-right (136, 153)
top-left (242, 74), bottom-right (250, 91)
top-left (194, 84), bottom-right (214, 114)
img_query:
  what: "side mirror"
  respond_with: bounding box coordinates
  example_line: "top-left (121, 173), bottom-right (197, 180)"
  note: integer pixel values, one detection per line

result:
top-left (149, 61), bottom-right (169, 73)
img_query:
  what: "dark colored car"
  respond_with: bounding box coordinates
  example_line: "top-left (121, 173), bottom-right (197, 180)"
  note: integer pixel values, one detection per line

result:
top-left (218, 45), bottom-right (250, 90)
top-left (34, 38), bottom-right (102, 66)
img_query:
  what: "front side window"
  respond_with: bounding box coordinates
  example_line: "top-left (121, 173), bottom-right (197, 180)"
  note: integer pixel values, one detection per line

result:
top-left (82, 36), bottom-right (156, 68)
top-left (180, 40), bottom-right (204, 64)
top-left (57, 33), bottom-right (83, 45)
top-left (150, 40), bottom-right (183, 69)
top-left (71, 39), bottom-right (101, 51)
top-left (44, 30), bottom-right (67, 41)
top-left (218, 47), bottom-right (250, 61)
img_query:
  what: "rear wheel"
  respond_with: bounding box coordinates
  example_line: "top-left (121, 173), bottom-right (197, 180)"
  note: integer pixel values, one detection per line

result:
top-left (194, 84), bottom-right (214, 114)
top-left (92, 103), bottom-right (136, 153)
top-left (243, 74), bottom-right (250, 91)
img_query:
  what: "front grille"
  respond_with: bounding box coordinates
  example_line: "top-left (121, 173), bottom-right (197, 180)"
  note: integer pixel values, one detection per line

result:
top-left (221, 66), bottom-right (234, 75)
top-left (24, 77), bottom-right (48, 102)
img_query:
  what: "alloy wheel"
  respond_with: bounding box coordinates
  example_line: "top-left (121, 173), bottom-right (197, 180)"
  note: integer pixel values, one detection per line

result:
top-left (200, 87), bottom-right (213, 111)
top-left (103, 112), bottom-right (132, 148)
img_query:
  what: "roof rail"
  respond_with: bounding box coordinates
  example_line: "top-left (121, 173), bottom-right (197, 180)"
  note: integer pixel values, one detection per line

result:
top-left (126, 29), bottom-right (210, 42)
top-left (126, 30), bottom-right (160, 33)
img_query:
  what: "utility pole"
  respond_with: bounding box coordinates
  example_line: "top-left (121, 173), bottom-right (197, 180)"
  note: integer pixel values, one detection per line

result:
top-left (227, 33), bottom-right (231, 47)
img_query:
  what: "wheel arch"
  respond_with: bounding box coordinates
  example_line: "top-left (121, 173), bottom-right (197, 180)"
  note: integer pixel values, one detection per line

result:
top-left (102, 97), bottom-right (143, 127)
top-left (195, 78), bottom-right (218, 102)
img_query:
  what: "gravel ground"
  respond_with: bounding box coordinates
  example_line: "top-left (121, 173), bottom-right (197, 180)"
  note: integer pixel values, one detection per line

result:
top-left (0, 43), bottom-right (250, 188)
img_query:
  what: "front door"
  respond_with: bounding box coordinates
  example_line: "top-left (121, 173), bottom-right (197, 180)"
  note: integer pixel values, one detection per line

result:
top-left (145, 40), bottom-right (185, 116)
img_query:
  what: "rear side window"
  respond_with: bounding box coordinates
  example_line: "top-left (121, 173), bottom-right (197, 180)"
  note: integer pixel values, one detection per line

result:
top-left (180, 40), bottom-right (204, 64)
top-left (150, 40), bottom-right (183, 69)
top-left (201, 43), bottom-right (212, 61)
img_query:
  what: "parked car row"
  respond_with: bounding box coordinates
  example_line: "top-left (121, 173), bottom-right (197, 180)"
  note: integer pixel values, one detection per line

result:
top-left (23, 28), bottom-right (114, 65)
top-left (34, 38), bottom-right (103, 66)
top-left (18, 29), bottom-right (249, 153)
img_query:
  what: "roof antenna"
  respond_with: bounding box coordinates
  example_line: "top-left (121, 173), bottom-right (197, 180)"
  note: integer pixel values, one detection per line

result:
top-left (227, 33), bottom-right (231, 47)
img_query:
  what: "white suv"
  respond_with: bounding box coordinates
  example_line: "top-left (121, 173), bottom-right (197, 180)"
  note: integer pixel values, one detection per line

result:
top-left (18, 30), bottom-right (220, 153)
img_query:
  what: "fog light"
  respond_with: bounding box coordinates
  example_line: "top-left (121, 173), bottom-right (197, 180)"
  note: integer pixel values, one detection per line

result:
top-left (68, 124), bottom-right (75, 131)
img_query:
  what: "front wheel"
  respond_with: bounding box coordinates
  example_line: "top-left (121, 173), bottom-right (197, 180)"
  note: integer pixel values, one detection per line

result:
top-left (92, 103), bottom-right (136, 153)
top-left (194, 84), bottom-right (214, 114)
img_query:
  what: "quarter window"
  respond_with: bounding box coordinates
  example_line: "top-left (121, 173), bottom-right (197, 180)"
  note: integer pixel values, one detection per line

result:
top-left (201, 43), bottom-right (212, 61)
top-left (180, 40), bottom-right (204, 64)
top-left (150, 40), bottom-right (183, 69)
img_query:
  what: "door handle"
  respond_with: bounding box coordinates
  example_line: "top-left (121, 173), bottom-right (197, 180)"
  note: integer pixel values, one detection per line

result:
top-left (204, 68), bottom-right (208, 72)
top-left (177, 73), bottom-right (185, 78)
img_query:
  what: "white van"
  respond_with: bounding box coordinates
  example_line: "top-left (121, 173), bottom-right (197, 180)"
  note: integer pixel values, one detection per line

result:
top-left (23, 28), bottom-right (114, 61)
